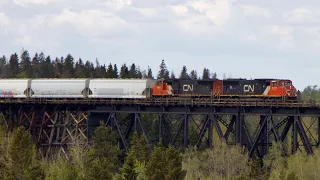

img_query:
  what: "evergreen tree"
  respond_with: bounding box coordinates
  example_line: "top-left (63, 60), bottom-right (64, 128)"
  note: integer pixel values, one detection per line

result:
top-left (145, 145), bottom-right (186, 180)
top-left (147, 66), bottom-right (153, 79)
top-left (106, 63), bottom-right (113, 78)
top-left (120, 64), bottom-right (129, 79)
top-left (31, 53), bottom-right (41, 78)
top-left (75, 58), bottom-right (86, 78)
top-left (129, 63), bottom-right (137, 78)
top-left (202, 68), bottom-right (210, 79)
top-left (0, 55), bottom-right (7, 78)
top-left (84, 60), bottom-right (95, 78)
top-left (94, 58), bottom-right (106, 78)
top-left (53, 56), bottom-right (64, 78)
top-left (170, 70), bottom-right (176, 79)
top-left (46, 156), bottom-right (78, 180)
top-left (8, 126), bottom-right (44, 179)
top-left (136, 66), bottom-right (143, 79)
top-left (19, 49), bottom-right (33, 78)
top-left (113, 64), bottom-right (118, 78)
top-left (84, 124), bottom-right (122, 179)
top-left (121, 133), bottom-right (151, 179)
top-left (180, 66), bottom-right (189, 79)
top-left (8, 53), bottom-right (19, 78)
top-left (39, 52), bottom-right (47, 77)
top-left (157, 60), bottom-right (169, 80)
top-left (190, 70), bottom-right (197, 79)
top-left (63, 54), bottom-right (75, 78)
top-left (43, 56), bottom-right (55, 78)
top-left (212, 72), bottom-right (217, 79)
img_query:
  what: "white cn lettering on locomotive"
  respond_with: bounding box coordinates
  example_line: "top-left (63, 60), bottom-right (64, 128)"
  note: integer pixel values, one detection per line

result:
top-left (183, 84), bottom-right (194, 92)
top-left (243, 85), bottom-right (254, 92)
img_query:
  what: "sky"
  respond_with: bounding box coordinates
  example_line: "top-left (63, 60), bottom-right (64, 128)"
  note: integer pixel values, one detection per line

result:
top-left (0, 0), bottom-right (319, 90)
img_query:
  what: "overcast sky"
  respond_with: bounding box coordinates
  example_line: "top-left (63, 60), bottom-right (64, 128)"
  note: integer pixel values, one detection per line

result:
top-left (0, 0), bottom-right (319, 90)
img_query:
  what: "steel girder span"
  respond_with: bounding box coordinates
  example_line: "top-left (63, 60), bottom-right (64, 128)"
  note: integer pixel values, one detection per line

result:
top-left (0, 104), bottom-right (320, 158)
top-left (87, 105), bottom-right (320, 158)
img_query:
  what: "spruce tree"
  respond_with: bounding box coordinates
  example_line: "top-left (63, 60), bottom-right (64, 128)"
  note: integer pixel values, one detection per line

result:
top-left (8, 126), bottom-right (44, 179)
top-left (120, 64), bottom-right (129, 79)
top-left (157, 60), bottom-right (169, 80)
top-left (44, 56), bottom-right (55, 78)
top-left (31, 53), bottom-right (40, 78)
top-left (147, 66), bottom-right (153, 79)
top-left (170, 70), bottom-right (175, 79)
top-left (202, 68), bottom-right (210, 79)
top-left (113, 64), bottom-right (118, 78)
top-left (180, 66), bottom-right (189, 79)
top-left (19, 49), bottom-right (32, 78)
top-left (84, 124), bottom-right (122, 179)
top-left (0, 55), bottom-right (7, 78)
top-left (212, 72), bottom-right (217, 79)
top-left (136, 66), bottom-right (143, 79)
top-left (190, 70), bottom-right (197, 79)
top-left (129, 63), bottom-right (137, 78)
top-left (106, 63), bottom-right (113, 78)
top-left (121, 133), bottom-right (151, 179)
top-left (8, 53), bottom-right (19, 78)
top-left (145, 145), bottom-right (186, 180)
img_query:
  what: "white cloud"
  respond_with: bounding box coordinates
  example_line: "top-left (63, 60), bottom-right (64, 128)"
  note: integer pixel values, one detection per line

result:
top-left (247, 34), bottom-right (257, 41)
top-left (13, 35), bottom-right (44, 47)
top-left (303, 27), bottom-right (320, 48)
top-left (178, 14), bottom-right (218, 34)
top-left (241, 4), bottom-right (270, 17)
top-left (135, 8), bottom-right (160, 17)
top-left (13, 0), bottom-right (62, 6)
top-left (267, 25), bottom-right (294, 50)
top-left (188, 0), bottom-right (232, 26)
top-left (282, 7), bottom-right (320, 23)
top-left (0, 13), bottom-right (10, 26)
top-left (170, 5), bottom-right (188, 16)
top-left (52, 9), bottom-right (128, 38)
top-left (0, 0), bottom-right (9, 7)
top-left (173, 0), bottom-right (232, 34)
top-left (103, 0), bottom-right (134, 10)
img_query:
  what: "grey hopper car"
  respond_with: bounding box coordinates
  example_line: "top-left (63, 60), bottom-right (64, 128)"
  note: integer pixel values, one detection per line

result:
top-left (88, 79), bottom-right (154, 98)
top-left (0, 78), bottom-right (155, 99)
top-left (29, 79), bottom-right (90, 98)
top-left (0, 79), bottom-right (30, 98)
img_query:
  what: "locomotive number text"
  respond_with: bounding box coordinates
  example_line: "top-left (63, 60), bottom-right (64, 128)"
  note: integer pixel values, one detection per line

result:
top-left (183, 84), bottom-right (194, 92)
top-left (243, 85), bottom-right (254, 92)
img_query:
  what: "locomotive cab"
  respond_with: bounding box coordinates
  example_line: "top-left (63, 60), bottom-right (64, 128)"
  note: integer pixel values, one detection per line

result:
top-left (152, 79), bottom-right (173, 96)
top-left (268, 79), bottom-right (296, 98)
top-left (279, 80), bottom-right (296, 97)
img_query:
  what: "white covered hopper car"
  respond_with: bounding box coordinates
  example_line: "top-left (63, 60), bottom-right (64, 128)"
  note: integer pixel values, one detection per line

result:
top-left (0, 79), bottom-right (155, 99)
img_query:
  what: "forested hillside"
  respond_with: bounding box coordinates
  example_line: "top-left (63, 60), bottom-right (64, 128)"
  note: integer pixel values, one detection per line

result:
top-left (0, 49), bottom-right (320, 179)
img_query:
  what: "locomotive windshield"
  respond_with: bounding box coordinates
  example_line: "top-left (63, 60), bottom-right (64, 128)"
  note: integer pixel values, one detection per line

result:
top-left (279, 81), bottom-right (292, 86)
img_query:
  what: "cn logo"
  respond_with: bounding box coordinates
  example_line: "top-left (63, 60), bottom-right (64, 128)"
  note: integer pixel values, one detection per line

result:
top-left (183, 84), bottom-right (193, 92)
top-left (244, 85), bottom-right (254, 92)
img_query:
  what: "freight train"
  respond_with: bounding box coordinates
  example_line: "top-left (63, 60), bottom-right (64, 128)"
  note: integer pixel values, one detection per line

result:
top-left (0, 78), bottom-right (297, 100)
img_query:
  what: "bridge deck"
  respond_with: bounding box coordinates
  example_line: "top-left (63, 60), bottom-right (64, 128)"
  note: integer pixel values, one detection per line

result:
top-left (0, 98), bottom-right (318, 108)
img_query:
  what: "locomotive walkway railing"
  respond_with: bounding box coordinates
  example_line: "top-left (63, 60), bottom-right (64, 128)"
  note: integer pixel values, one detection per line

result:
top-left (0, 97), bottom-right (318, 108)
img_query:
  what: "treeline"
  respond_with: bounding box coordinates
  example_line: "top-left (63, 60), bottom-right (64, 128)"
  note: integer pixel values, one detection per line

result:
top-left (2, 122), bottom-right (320, 180)
top-left (0, 49), bottom-right (217, 80)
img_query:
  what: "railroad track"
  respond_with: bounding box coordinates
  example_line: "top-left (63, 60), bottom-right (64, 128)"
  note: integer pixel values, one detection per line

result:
top-left (0, 97), bottom-right (317, 108)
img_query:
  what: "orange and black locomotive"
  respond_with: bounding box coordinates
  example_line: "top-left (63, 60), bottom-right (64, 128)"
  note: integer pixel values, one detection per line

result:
top-left (152, 78), bottom-right (297, 100)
